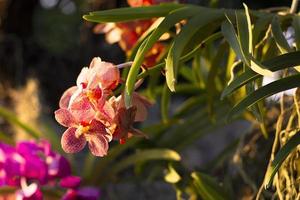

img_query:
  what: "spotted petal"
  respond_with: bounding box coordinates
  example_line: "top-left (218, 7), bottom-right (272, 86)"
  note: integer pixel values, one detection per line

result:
top-left (55, 109), bottom-right (76, 127)
top-left (61, 128), bottom-right (86, 154)
top-left (86, 133), bottom-right (110, 157)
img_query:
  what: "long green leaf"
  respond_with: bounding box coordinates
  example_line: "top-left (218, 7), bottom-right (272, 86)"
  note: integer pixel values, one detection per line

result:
top-left (191, 172), bottom-right (229, 200)
top-left (223, 15), bottom-right (273, 76)
top-left (165, 10), bottom-right (222, 91)
top-left (221, 51), bottom-right (300, 99)
top-left (222, 18), bottom-right (248, 64)
top-left (264, 131), bottom-right (300, 188)
top-left (271, 16), bottom-right (292, 54)
top-left (227, 73), bottom-right (300, 120)
top-left (109, 149), bottom-right (181, 176)
top-left (293, 15), bottom-right (300, 50)
top-left (83, 3), bottom-right (184, 22)
top-left (125, 6), bottom-right (201, 107)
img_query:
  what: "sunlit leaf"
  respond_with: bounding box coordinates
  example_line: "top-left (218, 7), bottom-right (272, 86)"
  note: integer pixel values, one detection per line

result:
top-left (191, 172), bottom-right (229, 200)
top-left (221, 18), bottom-right (248, 64)
top-left (83, 3), bottom-right (184, 22)
top-left (264, 131), bottom-right (300, 188)
top-left (271, 16), bottom-right (292, 54)
top-left (165, 10), bottom-right (222, 91)
top-left (221, 51), bottom-right (300, 99)
top-left (164, 164), bottom-right (181, 183)
top-left (125, 6), bottom-right (201, 107)
top-left (109, 149), bottom-right (181, 176)
top-left (227, 73), bottom-right (300, 120)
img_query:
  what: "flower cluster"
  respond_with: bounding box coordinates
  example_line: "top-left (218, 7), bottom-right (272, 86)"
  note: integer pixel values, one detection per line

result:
top-left (93, 0), bottom-right (178, 68)
top-left (55, 57), bottom-right (151, 157)
top-left (0, 140), bottom-right (100, 200)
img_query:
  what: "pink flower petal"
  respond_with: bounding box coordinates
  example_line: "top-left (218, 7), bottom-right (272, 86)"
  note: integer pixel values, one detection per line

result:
top-left (54, 109), bottom-right (76, 127)
top-left (86, 133), bottom-right (110, 157)
top-left (86, 121), bottom-right (111, 156)
top-left (76, 67), bottom-right (90, 88)
top-left (88, 59), bottom-right (120, 90)
top-left (59, 86), bottom-right (77, 109)
top-left (131, 93), bottom-right (151, 122)
top-left (69, 93), bottom-right (95, 124)
top-left (61, 128), bottom-right (86, 153)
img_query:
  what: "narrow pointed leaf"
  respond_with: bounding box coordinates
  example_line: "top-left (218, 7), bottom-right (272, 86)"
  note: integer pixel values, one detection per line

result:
top-left (83, 3), bottom-right (184, 22)
top-left (109, 149), bottom-right (181, 176)
top-left (221, 19), bottom-right (248, 64)
top-left (264, 131), bottom-right (300, 188)
top-left (271, 16), bottom-right (292, 54)
top-left (191, 172), bottom-right (229, 200)
top-left (227, 73), bottom-right (300, 120)
top-left (125, 6), bottom-right (201, 107)
top-left (221, 51), bottom-right (300, 99)
top-left (166, 10), bottom-right (222, 91)
top-left (293, 15), bottom-right (300, 50)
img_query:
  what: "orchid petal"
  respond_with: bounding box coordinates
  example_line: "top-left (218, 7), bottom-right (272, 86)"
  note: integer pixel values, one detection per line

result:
top-left (59, 86), bottom-right (77, 109)
top-left (76, 67), bottom-right (90, 88)
top-left (60, 176), bottom-right (81, 189)
top-left (88, 60), bottom-right (120, 90)
top-left (61, 128), bottom-right (86, 154)
top-left (55, 109), bottom-right (76, 127)
top-left (86, 130), bottom-right (110, 157)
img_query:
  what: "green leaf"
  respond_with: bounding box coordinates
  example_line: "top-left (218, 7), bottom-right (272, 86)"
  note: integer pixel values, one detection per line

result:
top-left (271, 16), bottom-right (292, 54)
top-left (83, 3), bottom-right (184, 22)
top-left (249, 56), bottom-right (273, 77)
top-left (264, 131), bottom-right (300, 188)
top-left (0, 106), bottom-right (40, 139)
top-left (165, 10), bottom-right (222, 91)
top-left (227, 73), bottom-right (300, 120)
top-left (125, 6), bottom-right (201, 107)
top-left (221, 18), bottom-right (248, 64)
top-left (221, 51), bottom-right (300, 99)
top-left (236, 4), bottom-right (252, 55)
top-left (191, 172), bottom-right (229, 200)
top-left (252, 16), bottom-right (272, 46)
top-left (293, 15), bottom-right (300, 50)
top-left (109, 149), bottom-right (181, 176)
top-left (223, 14), bottom-right (273, 76)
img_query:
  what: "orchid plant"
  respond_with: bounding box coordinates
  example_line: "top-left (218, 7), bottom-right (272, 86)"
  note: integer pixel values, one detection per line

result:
top-left (2, 0), bottom-right (300, 199)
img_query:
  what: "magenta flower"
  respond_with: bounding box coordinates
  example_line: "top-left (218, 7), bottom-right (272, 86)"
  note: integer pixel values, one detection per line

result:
top-left (0, 140), bottom-right (78, 199)
top-left (60, 176), bottom-right (100, 200)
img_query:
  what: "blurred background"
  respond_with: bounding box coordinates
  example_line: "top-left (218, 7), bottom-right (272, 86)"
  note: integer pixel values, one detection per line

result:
top-left (0, 0), bottom-right (295, 199)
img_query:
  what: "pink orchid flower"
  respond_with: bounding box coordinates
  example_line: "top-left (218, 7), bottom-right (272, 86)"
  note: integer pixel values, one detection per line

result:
top-left (55, 105), bottom-right (112, 156)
